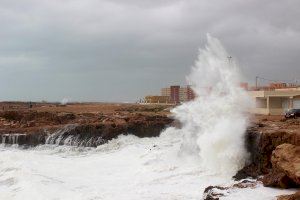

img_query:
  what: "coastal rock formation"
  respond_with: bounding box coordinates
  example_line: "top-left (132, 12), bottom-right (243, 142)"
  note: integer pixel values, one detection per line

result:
top-left (277, 191), bottom-right (300, 200)
top-left (235, 118), bottom-right (300, 180)
top-left (45, 114), bottom-right (173, 147)
top-left (203, 185), bottom-right (228, 200)
top-left (263, 143), bottom-right (300, 188)
top-left (271, 144), bottom-right (300, 185)
top-left (0, 108), bottom-right (173, 147)
top-left (262, 170), bottom-right (296, 189)
top-left (203, 180), bottom-right (258, 200)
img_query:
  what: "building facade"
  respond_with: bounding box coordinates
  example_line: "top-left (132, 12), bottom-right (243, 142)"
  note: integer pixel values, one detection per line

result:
top-left (170, 85), bottom-right (180, 104)
top-left (161, 85), bottom-right (195, 104)
top-left (161, 88), bottom-right (171, 97)
top-left (250, 88), bottom-right (300, 115)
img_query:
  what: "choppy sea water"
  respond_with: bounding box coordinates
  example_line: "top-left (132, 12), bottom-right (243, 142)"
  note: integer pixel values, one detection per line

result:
top-left (0, 131), bottom-right (294, 200)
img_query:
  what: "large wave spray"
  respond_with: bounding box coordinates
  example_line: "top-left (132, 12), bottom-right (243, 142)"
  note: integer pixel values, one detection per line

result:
top-left (168, 35), bottom-right (253, 176)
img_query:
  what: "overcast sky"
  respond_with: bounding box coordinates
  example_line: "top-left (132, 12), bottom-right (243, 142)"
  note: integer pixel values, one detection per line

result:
top-left (0, 0), bottom-right (299, 102)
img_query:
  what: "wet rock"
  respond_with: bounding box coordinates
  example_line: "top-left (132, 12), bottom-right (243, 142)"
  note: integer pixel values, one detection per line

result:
top-left (203, 180), bottom-right (257, 200)
top-left (262, 169), bottom-right (297, 188)
top-left (238, 123), bottom-right (300, 180)
top-left (1, 132), bottom-right (47, 147)
top-left (232, 179), bottom-right (257, 188)
top-left (233, 163), bottom-right (260, 180)
top-left (203, 186), bottom-right (228, 200)
top-left (277, 191), bottom-right (300, 200)
top-left (0, 113), bottom-right (173, 147)
top-left (263, 144), bottom-right (300, 188)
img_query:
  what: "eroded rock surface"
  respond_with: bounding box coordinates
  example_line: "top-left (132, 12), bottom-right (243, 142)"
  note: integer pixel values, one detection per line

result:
top-left (236, 118), bottom-right (300, 180)
top-left (263, 144), bottom-right (300, 188)
top-left (0, 104), bottom-right (174, 147)
top-left (277, 191), bottom-right (300, 200)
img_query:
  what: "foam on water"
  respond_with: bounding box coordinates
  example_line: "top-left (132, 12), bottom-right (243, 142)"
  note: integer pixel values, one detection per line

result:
top-left (0, 35), bottom-right (294, 199)
top-left (165, 34), bottom-right (253, 176)
top-left (0, 133), bottom-right (218, 200)
top-left (0, 133), bottom-right (295, 200)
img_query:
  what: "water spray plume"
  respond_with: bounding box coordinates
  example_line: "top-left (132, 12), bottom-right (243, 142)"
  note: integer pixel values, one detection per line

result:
top-left (170, 34), bottom-right (253, 176)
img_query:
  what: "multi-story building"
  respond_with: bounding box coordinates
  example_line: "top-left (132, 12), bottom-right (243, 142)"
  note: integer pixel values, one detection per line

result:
top-left (170, 85), bottom-right (180, 104)
top-left (161, 88), bottom-right (171, 97)
top-left (161, 85), bottom-right (195, 103)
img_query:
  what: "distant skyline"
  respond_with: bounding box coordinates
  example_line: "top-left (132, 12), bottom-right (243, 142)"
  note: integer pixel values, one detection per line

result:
top-left (1, 0), bottom-right (300, 102)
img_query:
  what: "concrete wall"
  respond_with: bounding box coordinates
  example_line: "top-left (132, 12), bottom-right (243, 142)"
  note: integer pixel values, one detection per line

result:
top-left (269, 97), bottom-right (282, 108)
top-left (293, 96), bottom-right (300, 108)
top-left (269, 108), bottom-right (284, 115)
top-left (256, 98), bottom-right (267, 108)
top-left (250, 108), bottom-right (269, 115)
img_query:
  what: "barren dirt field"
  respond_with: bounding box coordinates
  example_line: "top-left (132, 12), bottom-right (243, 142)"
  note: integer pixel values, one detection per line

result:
top-left (0, 102), bottom-right (175, 137)
top-left (0, 102), bottom-right (173, 115)
top-left (0, 101), bottom-right (291, 125)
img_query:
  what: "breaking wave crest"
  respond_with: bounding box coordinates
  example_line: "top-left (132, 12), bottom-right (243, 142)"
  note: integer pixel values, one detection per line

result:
top-left (163, 34), bottom-right (253, 176)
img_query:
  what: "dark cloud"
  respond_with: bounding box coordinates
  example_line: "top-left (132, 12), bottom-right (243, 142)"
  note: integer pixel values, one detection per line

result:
top-left (0, 0), bottom-right (299, 102)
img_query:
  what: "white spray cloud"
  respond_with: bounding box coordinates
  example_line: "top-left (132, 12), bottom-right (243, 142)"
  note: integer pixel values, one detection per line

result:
top-left (167, 34), bottom-right (253, 177)
top-left (61, 98), bottom-right (70, 105)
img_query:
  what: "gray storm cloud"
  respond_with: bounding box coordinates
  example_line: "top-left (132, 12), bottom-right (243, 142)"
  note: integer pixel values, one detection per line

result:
top-left (0, 0), bottom-right (299, 102)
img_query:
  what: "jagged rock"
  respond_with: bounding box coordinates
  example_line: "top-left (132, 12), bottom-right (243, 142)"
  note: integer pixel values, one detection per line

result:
top-left (263, 169), bottom-right (296, 188)
top-left (236, 122), bottom-right (300, 180)
top-left (257, 131), bottom-right (299, 174)
top-left (272, 144), bottom-right (300, 185)
top-left (232, 179), bottom-right (257, 188)
top-left (203, 180), bottom-right (258, 200)
top-left (263, 144), bottom-right (300, 188)
top-left (233, 163), bottom-right (260, 180)
top-left (203, 186), bottom-right (228, 200)
top-left (277, 191), bottom-right (300, 200)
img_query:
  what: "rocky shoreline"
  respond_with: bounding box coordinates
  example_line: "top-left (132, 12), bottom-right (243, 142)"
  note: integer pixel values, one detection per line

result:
top-left (0, 103), bottom-right (299, 199)
top-left (0, 110), bottom-right (173, 147)
top-left (206, 117), bottom-right (300, 200)
top-left (243, 118), bottom-right (299, 188)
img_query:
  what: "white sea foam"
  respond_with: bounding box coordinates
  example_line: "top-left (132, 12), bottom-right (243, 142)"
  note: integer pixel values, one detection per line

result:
top-left (0, 134), bottom-right (294, 200)
top-left (164, 34), bottom-right (253, 177)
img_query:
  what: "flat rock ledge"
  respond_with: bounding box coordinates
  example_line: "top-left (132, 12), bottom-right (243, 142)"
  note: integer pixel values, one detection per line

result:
top-left (0, 112), bottom-right (173, 147)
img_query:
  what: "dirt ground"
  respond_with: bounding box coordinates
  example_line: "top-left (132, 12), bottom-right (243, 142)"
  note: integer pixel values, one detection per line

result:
top-left (0, 101), bottom-right (291, 121)
top-left (0, 102), bottom-right (174, 115)
top-left (0, 102), bottom-right (175, 135)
